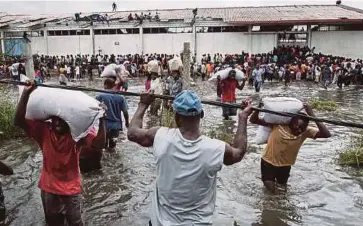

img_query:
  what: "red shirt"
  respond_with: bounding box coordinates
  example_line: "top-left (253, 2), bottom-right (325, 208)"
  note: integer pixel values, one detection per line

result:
top-left (221, 79), bottom-right (239, 102)
top-left (26, 120), bottom-right (95, 195)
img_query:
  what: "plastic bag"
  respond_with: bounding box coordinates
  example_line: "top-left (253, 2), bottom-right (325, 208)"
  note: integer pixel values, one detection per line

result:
top-left (19, 75), bottom-right (104, 142)
top-left (262, 97), bottom-right (303, 124)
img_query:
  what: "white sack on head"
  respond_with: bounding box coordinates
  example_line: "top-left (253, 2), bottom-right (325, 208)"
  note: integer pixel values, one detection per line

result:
top-left (148, 60), bottom-right (159, 73)
top-left (262, 97), bottom-right (303, 124)
top-left (101, 63), bottom-right (124, 78)
top-left (208, 68), bottom-right (244, 82)
top-left (168, 58), bottom-right (183, 72)
top-left (19, 75), bottom-right (105, 142)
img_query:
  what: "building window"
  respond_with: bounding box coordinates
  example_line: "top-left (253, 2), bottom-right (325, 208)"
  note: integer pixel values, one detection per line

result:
top-left (252, 26), bottom-right (260, 32)
top-left (143, 27), bottom-right (192, 34)
top-left (61, 30), bottom-right (69, 36)
top-left (109, 29), bottom-right (117, 35)
top-left (94, 30), bottom-right (101, 35)
top-left (55, 30), bottom-right (61, 36)
top-left (48, 31), bottom-right (55, 36)
top-left (84, 30), bottom-right (90, 35)
top-left (70, 30), bottom-right (77, 35)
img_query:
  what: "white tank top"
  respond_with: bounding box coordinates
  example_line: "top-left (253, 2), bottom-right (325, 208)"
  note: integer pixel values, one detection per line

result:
top-left (151, 127), bottom-right (225, 226)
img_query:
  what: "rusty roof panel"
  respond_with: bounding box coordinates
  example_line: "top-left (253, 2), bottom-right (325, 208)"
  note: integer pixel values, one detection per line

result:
top-left (0, 4), bottom-right (362, 29)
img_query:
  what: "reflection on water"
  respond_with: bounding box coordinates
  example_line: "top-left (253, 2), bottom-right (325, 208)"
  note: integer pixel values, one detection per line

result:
top-left (1, 80), bottom-right (363, 226)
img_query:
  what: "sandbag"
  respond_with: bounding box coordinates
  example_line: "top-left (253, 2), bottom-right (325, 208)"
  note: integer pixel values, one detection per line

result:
top-left (208, 68), bottom-right (245, 82)
top-left (262, 97), bottom-right (303, 124)
top-left (148, 60), bottom-right (159, 73)
top-left (19, 75), bottom-right (104, 142)
top-left (255, 126), bottom-right (272, 145)
top-left (168, 57), bottom-right (182, 72)
top-left (100, 63), bottom-right (124, 78)
top-left (208, 68), bottom-right (232, 82)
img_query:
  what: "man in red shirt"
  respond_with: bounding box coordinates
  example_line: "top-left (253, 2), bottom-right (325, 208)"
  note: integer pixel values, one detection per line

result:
top-left (15, 82), bottom-right (106, 226)
top-left (221, 70), bottom-right (246, 120)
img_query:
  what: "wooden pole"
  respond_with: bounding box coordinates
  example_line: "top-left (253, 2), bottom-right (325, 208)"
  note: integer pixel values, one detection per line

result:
top-left (23, 41), bottom-right (35, 79)
top-left (182, 42), bottom-right (191, 89)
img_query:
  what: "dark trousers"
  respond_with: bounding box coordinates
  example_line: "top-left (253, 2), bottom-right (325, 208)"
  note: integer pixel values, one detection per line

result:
top-left (261, 158), bottom-right (291, 185)
top-left (79, 151), bottom-right (102, 173)
top-left (106, 130), bottom-right (119, 149)
top-left (222, 101), bottom-right (237, 119)
top-left (0, 185), bottom-right (5, 222)
top-left (41, 190), bottom-right (83, 226)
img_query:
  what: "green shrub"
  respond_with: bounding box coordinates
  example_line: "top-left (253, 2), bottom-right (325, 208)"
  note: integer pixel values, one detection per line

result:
top-left (338, 131), bottom-right (363, 169)
top-left (161, 107), bottom-right (177, 128)
top-left (308, 99), bottom-right (338, 111)
top-left (0, 97), bottom-right (22, 140)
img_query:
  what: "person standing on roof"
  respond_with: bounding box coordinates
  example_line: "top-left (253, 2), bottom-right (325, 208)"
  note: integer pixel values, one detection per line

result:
top-left (112, 2), bottom-right (117, 12)
top-left (128, 90), bottom-right (253, 226)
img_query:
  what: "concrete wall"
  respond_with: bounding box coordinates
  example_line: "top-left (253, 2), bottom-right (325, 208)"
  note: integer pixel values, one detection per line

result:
top-left (30, 37), bottom-right (46, 55)
top-left (143, 33), bottom-right (193, 55)
top-left (196, 33), bottom-right (276, 61)
top-left (94, 34), bottom-right (140, 55)
top-left (197, 33), bottom-right (249, 56)
top-left (46, 36), bottom-right (92, 55)
top-left (251, 33), bottom-right (276, 54)
top-left (311, 31), bottom-right (363, 60)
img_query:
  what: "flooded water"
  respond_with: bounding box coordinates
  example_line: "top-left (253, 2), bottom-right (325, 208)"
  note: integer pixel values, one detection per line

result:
top-left (1, 79), bottom-right (363, 226)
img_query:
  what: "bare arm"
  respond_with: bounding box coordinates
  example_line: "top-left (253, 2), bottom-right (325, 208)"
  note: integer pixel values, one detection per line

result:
top-left (127, 98), bottom-right (160, 147)
top-left (304, 103), bottom-right (331, 138)
top-left (223, 100), bottom-right (253, 165)
top-left (0, 160), bottom-right (13, 176)
top-left (237, 79), bottom-right (246, 90)
top-left (14, 82), bottom-right (36, 131)
top-left (123, 109), bottom-right (130, 128)
top-left (249, 103), bottom-right (272, 127)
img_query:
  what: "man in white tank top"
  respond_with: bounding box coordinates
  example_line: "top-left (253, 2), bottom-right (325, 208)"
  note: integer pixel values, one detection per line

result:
top-left (128, 90), bottom-right (253, 226)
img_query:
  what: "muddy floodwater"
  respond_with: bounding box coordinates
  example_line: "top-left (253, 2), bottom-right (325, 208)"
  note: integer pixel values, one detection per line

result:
top-left (1, 79), bottom-right (363, 226)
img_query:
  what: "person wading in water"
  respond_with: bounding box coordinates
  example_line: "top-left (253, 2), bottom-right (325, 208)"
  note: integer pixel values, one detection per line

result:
top-left (96, 78), bottom-right (129, 152)
top-left (15, 81), bottom-right (106, 226)
top-left (250, 103), bottom-right (331, 193)
top-left (128, 90), bottom-right (253, 226)
top-left (221, 70), bottom-right (246, 120)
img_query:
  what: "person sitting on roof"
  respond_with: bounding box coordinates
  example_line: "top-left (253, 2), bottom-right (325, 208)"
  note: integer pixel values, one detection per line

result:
top-left (128, 13), bottom-right (133, 21)
top-left (75, 12), bottom-right (81, 22)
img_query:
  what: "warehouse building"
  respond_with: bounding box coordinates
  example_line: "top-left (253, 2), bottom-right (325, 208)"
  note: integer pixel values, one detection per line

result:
top-left (1, 4), bottom-right (363, 60)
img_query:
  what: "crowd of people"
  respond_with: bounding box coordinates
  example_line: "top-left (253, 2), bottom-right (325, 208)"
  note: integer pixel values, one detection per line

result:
top-left (0, 45), bottom-right (343, 225)
top-left (195, 46), bottom-right (363, 90)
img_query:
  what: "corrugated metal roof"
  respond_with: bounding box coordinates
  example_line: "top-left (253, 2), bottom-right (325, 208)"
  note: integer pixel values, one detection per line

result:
top-left (0, 4), bottom-right (363, 29)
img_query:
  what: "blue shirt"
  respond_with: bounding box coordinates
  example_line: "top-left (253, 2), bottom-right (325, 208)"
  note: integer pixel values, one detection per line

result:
top-left (96, 93), bottom-right (127, 131)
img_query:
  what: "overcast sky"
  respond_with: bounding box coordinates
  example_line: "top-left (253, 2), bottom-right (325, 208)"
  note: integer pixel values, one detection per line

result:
top-left (1, 0), bottom-right (363, 15)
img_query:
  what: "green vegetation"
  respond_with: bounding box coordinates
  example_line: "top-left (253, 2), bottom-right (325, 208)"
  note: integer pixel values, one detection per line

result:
top-left (339, 132), bottom-right (363, 170)
top-left (0, 87), bottom-right (22, 140)
top-left (308, 99), bottom-right (338, 111)
top-left (161, 107), bottom-right (177, 128)
top-left (206, 128), bottom-right (234, 145)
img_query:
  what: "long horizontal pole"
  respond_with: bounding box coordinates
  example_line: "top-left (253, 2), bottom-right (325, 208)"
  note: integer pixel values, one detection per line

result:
top-left (1, 79), bottom-right (363, 129)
